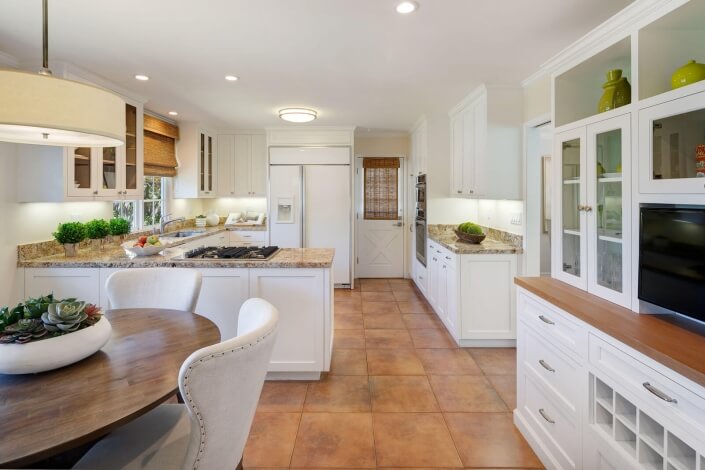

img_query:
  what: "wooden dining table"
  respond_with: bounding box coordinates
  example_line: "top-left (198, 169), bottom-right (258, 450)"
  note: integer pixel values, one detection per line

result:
top-left (0, 308), bottom-right (220, 468)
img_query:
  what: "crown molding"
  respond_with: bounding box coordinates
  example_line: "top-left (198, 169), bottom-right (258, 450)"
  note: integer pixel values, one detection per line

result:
top-left (449, 84), bottom-right (489, 116)
top-left (521, 0), bottom-right (690, 85)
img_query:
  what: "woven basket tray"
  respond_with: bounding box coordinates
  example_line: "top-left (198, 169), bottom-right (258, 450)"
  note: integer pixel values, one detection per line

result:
top-left (453, 229), bottom-right (486, 244)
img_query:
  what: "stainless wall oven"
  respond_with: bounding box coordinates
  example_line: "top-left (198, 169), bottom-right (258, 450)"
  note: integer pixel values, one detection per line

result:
top-left (415, 174), bottom-right (427, 266)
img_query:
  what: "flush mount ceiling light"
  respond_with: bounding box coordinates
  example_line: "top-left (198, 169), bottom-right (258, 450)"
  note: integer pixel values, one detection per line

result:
top-left (396, 1), bottom-right (418, 14)
top-left (134, 74), bottom-right (150, 81)
top-left (278, 108), bottom-right (318, 123)
top-left (225, 75), bottom-right (239, 81)
top-left (0, 0), bottom-right (125, 147)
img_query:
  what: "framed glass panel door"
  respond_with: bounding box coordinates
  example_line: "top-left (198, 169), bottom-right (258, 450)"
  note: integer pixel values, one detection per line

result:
top-left (587, 114), bottom-right (631, 307)
top-left (67, 147), bottom-right (95, 197)
top-left (124, 104), bottom-right (138, 193)
top-left (640, 90), bottom-right (705, 194)
top-left (553, 128), bottom-right (587, 289)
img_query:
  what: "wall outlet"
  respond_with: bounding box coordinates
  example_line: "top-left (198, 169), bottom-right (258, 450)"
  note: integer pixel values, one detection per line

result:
top-left (511, 213), bottom-right (522, 225)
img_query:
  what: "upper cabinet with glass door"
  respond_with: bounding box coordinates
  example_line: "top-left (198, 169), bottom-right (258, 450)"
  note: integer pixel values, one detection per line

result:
top-left (639, 91), bottom-right (705, 194)
top-left (553, 114), bottom-right (631, 307)
top-left (174, 125), bottom-right (217, 199)
top-left (65, 100), bottom-right (144, 200)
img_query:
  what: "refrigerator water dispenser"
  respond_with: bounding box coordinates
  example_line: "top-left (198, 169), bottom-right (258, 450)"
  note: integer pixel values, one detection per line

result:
top-left (277, 197), bottom-right (294, 223)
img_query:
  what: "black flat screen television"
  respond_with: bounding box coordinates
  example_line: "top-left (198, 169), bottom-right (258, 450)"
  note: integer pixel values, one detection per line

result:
top-left (639, 205), bottom-right (705, 322)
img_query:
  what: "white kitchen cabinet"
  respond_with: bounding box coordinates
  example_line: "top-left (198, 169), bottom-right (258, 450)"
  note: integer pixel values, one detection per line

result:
top-left (217, 133), bottom-right (267, 197)
top-left (553, 114), bottom-right (631, 307)
top-left (410, 117), bottom-right (428, 176)
top-left (639, 89), bottom-right (705, 194)
top-left (22, 264), bottom-right (333, 378)
top-left (249, 268), bottom-right (330, 373)
top-left (448, 85), bottom-right (522, 199)
top-left (24, 268), bottom-right (100, 306)
top-left (16, 100), bottom-right (144, 202)
top-left (174, 124), bottom-right (216, 198)
top-left (413, 259), bottom-right (428, 296)
top-left (515, 287), bottom-right (705, 470)
top-left (426, 240), bottom-right (439, 307)
top-left (422, 243), bottom-right (516, 346)
top-left (459, 254), bottom-right (517, 341)
top-left (194, 268), bottom-right (249, 341)
top-left (228, 230), bottom-right (266, 247)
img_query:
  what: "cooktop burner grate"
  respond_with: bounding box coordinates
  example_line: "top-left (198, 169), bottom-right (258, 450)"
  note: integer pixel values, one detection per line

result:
top-left (183, 246), bottom-right (280, 260)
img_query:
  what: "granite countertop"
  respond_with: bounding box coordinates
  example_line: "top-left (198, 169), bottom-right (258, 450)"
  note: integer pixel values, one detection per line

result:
top-left (18, 224), bottom-right (333, 269)
top-left (225, 224), bottom-right (267, 232)
top-left (428, 225), bottom-right (523, 255)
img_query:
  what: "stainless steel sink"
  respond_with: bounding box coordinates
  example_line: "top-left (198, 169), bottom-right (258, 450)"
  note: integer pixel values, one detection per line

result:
top-left (165, 230), bottom-right (206, 238)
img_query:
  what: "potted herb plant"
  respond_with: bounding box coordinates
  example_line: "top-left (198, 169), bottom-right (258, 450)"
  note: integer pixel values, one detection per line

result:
top-left (52, 222), bottom-right (87, 257)
top-left (85, 219), bottom-right (111, 251)
top-left (108, 217), bottom-right (130, 244)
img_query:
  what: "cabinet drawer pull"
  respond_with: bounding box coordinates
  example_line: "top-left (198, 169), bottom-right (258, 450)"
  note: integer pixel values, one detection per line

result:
top-left (445, 256), bottom-right (452, 260)
top-left (436, 250), bottom-right (441, 254)
top-left (538, 315), bottom-right (555, 325)
top-left (539, 360), bottom-right (555, 373)
top-left (538, 408), bottom-right (555, 424)
top-left (643, 382), bottom-right (677, 404)
top-left (433, 257), bottom-right (437, 261)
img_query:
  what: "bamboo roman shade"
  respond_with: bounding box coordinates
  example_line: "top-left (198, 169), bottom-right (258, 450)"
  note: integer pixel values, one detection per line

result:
top-left (363, 157), bottom-right (400, 220)
top-left (143, 113), bottom-right (179, 177)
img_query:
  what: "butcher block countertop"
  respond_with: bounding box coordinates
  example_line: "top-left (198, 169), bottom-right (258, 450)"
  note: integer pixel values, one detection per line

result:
top-left (516, 276), bottom-right (705, 389)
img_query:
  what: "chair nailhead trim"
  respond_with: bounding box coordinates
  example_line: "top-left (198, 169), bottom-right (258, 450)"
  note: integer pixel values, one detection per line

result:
top-left (182, 328), bottom-right (275, 469)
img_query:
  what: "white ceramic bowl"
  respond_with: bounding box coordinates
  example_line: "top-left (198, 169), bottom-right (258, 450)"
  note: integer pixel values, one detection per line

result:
top-left (122, 241), bottom-right (169, 257)
top-left (0, 318), bottom-right (112, 374)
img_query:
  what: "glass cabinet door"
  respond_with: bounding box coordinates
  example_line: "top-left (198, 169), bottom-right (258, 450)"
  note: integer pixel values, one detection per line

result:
top-left (100, 146), bottom-right (118, 194)
top-left (124, 104), bottom-right (138, 193)
top-left (555, 128), bottom-right (587, 289)
top-left (587, 114), bottom-right (631, 307)
top-left (68, 147), bottom-right (95, 196)
top-left (207, 135), bottom-right (214, 193)
top-left (640, 90), bottom-right (705, 194)
top-left (199, 132), bottom-right (206, 192)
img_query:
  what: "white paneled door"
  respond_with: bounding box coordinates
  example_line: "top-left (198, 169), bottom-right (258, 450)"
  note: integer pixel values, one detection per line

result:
top-left (355, 157), bottom-right (405, 278)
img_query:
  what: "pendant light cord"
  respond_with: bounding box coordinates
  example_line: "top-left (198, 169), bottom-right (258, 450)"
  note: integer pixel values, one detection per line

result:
top-left (40, 0), bottom-right (51, 75)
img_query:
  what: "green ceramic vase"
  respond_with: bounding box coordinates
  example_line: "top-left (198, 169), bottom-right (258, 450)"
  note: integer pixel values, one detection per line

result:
top-left (671, 60), bottom-right (705, 89)
top-left (598, 69), bottom-right (631, 113)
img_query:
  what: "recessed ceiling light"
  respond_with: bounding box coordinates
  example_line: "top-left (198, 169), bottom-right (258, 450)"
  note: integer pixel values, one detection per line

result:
top-left (225, 75), bottom-right (239, 81)
top-left (279, 108), bottom-right (318, 123)
top-left (168, 111), bottom-right (178, 116)
top-left (396, 1), bottom-right (418, 14)
top-left (134, 74), bottom-right (150, 81)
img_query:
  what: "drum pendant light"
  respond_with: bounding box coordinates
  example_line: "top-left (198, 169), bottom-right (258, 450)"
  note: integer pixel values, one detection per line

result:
top-left (0, 0), bottom-right (125, 147)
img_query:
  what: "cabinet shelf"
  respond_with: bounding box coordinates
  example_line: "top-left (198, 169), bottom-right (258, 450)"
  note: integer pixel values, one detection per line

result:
top-left (598, 175), bottom-right (622, 183)
top-left (598, 231), bottom-right (623, 244)
top-left (563, 178), bottom-right (581, 185)
top-left (564, 229), bottom-right (581, 237)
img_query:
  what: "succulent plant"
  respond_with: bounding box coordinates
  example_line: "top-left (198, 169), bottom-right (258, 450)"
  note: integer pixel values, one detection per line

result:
top-left (41, 301), bottom-right (88, 332)
top-left (0, 318), bottom-right (48, 344)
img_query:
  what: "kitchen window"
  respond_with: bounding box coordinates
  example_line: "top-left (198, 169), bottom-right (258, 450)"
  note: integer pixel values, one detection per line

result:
top-left (113, 176), bottom-right (165, 231)
top-left (363, 157), bottom-right (400, 220)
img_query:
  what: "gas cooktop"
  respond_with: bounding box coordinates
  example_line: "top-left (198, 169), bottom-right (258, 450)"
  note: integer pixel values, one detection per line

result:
top-left (181, 246), bottom-right (280, 260)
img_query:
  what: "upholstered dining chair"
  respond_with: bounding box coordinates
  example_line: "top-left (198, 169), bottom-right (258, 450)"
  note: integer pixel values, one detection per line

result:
top-left (74, 298), bottom-right (279, 470)
top-left (105, 268), bottom-right (202, 312)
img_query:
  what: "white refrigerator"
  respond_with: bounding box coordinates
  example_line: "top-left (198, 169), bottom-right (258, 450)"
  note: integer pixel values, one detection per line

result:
top-left (269, 147), bottom-right (352, 286)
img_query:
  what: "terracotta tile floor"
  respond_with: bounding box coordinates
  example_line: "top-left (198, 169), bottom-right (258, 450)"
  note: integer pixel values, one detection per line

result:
top-left (244, 278), bottom-right (543, 470)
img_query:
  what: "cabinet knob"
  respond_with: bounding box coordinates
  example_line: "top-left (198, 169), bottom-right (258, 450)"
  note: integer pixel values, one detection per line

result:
top-left (457, 190), bottom-right (462, 194)
top-left (445, 256), bottom-right (451, 260)
top-left (584, 206), bottom-right (593, 212)
top-left (93, 190), bottom-right (98, 195)
top-left (468, 190), bottom-right (474, 194)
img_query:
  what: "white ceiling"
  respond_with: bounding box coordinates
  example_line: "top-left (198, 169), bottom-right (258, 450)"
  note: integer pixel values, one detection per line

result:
top-left (0, 0), bottom-right (634, 131)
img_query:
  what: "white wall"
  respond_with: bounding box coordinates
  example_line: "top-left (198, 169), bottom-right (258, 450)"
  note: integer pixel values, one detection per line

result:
top-left (0, 142), bottom-right (114, 306)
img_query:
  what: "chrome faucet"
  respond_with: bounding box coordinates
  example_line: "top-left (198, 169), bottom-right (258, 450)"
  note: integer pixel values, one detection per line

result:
top-left (159, 214), bottom-right (185, 234)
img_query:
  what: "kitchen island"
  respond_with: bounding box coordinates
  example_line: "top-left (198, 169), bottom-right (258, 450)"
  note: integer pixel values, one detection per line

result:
top-left (17, 228), bottom-right (334, 379)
